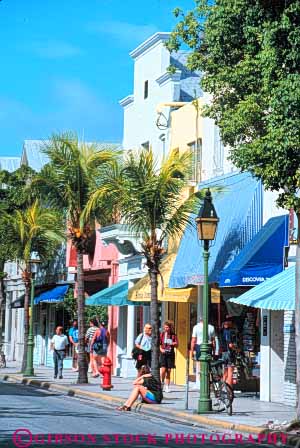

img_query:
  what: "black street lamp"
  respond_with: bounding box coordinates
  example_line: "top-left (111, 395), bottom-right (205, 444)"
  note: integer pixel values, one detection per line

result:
top-left (195, 189), bottom-right (219, 413)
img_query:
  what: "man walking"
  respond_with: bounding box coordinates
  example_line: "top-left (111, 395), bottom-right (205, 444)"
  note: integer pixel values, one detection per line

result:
top-left (50, 326), bottom-right (69, 379)
top-left (69, 319), bottom-right (79, 372)
top-left (191, 319), bottom-right (216, 390)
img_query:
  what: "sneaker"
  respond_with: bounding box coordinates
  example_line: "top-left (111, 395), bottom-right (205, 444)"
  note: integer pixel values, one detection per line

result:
top-left (165, 385), bottom-right (170, 393)
top-left (54, 376), bottom-right (57, 379)
top-left (59, 376), bottom-right (63, 379)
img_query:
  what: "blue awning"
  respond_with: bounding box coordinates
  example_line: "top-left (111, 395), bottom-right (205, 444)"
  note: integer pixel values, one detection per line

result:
top-left (34, 285), bottom-right (69, 305)
top-left (169, 172), bottom-right (262, 288)
top-left (228, 265), bottom-right (295, 310)
top-left (220, 215), bottom-right (289, 287)
top-left (86, 280), bottom-right (141, 306)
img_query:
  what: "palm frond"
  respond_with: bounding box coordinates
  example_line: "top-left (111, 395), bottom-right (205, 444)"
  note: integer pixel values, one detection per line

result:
top-left (6, 200), bottom-right (65, 265)
top-left (35, 132), bottom-right (118, 229)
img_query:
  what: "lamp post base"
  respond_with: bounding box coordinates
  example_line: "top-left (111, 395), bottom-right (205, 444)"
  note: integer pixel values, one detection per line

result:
top-left (198, 397), bottom-right (212, 414)
top-left (23, 368), bottom-right (34, 377)
top-left (23, 339), bottom-right (35, 377)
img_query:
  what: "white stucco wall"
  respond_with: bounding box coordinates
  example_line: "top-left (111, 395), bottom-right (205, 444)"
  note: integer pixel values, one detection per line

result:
top-left (121, 34), bottom-right (183, 164)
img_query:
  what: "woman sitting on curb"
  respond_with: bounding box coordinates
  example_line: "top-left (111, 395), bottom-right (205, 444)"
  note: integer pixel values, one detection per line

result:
top-left (117, 365), bottom-right (163, 411)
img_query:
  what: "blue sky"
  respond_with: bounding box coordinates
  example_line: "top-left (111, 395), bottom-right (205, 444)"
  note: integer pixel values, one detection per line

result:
top-left (0, 0), bottom-right (193, 156)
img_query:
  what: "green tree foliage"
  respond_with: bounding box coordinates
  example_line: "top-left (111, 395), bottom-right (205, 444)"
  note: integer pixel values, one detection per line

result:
top-left (168, 0), bottom-right (300, 211)
top-left (0, 166), bottom-right (36, 356)
top-left (35, 132), bottom-right (119, 384)
top-left (168, 0), bottom-right (300, 415)
top-left (85, 149), bottom-right (204, 380)
top-left (0, 166), bottom-right (36, 263)
top-left (56, 288), bottom-right (107, 327)
top-left (8, 200), bottom-right (65, 371)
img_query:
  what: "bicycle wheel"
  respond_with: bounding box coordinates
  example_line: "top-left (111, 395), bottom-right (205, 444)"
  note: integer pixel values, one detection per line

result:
top-left (221, 382), bottom-right (234, 415)
top-left (214, 381), bottom-right (233, 415)
top-left (211, 381), bottom-right (226, 413)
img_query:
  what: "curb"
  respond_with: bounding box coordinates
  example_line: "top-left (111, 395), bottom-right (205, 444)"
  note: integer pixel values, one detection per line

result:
top-left (1, 373), bottom-right (299, 446)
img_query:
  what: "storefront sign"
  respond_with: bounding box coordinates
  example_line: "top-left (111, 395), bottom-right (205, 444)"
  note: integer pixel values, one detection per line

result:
top-left (263, 315), bottom-right (268, 336)
top-left (211, 288), bottom-right (221, 303)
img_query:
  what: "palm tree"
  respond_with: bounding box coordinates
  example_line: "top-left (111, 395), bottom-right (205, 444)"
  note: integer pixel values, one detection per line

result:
top-left (85, 148), bottom-right (204, 380)
top-left (35, 132), bottom-right (119, 383)
top-left (8, 200), bottom-right (65, 372)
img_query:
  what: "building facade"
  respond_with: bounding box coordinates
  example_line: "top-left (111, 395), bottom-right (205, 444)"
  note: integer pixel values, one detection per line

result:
top-left (102, 32), bottom-right (203, 377)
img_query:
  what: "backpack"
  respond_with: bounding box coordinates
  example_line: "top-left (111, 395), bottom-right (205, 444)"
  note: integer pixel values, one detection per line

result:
top-left (93, 328), bottom-right (108, 355)
top-left (131, 334), bottom-right (143, 361)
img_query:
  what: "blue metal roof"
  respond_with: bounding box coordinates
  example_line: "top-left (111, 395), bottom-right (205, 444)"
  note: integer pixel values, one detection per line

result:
top-left (220, 215), bottom-right (289, 287)
top-left (228, 265), bottom-right (295, 310)
top-left (171, 51), bottom-right (202, 101)
top-left (22, 140), bottom-right (50, 171)
top-left (168, 172), bottom-right (262, 288)
top-left (0, 157), bottom-right (21, 172)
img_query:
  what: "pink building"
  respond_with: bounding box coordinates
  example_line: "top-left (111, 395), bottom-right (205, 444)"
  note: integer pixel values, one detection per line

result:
top-left (66, 227), bottom-right (120, 372)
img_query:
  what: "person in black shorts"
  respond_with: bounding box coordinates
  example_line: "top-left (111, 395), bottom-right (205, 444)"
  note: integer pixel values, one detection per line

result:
top-left (159, 321), bottom-right (178, 393)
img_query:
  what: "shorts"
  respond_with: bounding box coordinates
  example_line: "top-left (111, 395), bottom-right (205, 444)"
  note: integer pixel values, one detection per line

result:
top-left (195, 344), bottom-right (201, 361)
top-left (93, 350), bottom-right (107, 356)
top-left (143, 391), bottom-right (159, 404)
top-left (222, 351), bottom-right (234, 365)
top-left (159, 352), bottom-right (175, 369)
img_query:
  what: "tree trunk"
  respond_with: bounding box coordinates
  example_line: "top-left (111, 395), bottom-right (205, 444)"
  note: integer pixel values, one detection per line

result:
top-left (0, 263), bottom-right (5, 365)
top-left (150, 269), bottom-right (160, 382)
top-left (21, 278), bottom-right (30, 373)
top-left (296, 213), bottom-right (300, 419)
top-left (77, 251), bottom-right (88, 383)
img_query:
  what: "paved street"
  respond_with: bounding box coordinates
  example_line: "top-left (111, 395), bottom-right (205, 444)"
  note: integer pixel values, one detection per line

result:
top-left (0, 381), bottom-right (280, 448)
top-left (1, 364), bottom-right (296, 429)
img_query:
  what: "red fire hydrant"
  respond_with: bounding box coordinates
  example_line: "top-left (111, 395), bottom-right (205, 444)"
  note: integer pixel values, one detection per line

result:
top-left (99, 357), bottom-right (113, 390)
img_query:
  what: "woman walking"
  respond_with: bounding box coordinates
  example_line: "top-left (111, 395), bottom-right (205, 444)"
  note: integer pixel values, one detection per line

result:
top-left (159, 321), bottom-right (178, 393)
top-left (90, 321), bottom-right (109, 370)
top-left (85, 318), bottom-right (99, 377)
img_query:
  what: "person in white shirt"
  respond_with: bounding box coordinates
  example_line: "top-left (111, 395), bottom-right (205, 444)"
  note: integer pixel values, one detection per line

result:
top-left (50, 326), bottom-right (69, 379)
top-left (191, 319), bottom-right (216, 361)
top-left (133, 324), bottom-right (152, 373)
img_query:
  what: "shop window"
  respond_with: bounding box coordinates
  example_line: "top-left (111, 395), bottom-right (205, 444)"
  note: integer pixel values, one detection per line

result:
top-left (144, 80), bottom-right (149, 99)
top-left (187, 139), bottom-right (202, 182)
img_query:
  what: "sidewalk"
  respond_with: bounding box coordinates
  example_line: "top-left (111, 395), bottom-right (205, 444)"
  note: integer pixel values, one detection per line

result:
top-left (0, 363), bottom-right (297, 434)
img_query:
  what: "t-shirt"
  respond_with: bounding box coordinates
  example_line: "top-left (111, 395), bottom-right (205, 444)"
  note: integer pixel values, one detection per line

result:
top-left (135, 333), bottom-right (152, 352)
top-left (51, 334), bottom-right (69, 350)
top-left (86, 326), bottom-right (98, 342)
top-left (160, 332), bottom-right (178, 354)
top-left (192, 322), bottom-right (215, 345)
top-left (69, 327), bottom-right (79, 343)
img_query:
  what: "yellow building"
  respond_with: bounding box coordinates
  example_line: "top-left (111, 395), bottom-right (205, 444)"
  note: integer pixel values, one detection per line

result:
top-left (166, 99), bottom-right (205, 384)
top-left (170, 99), bottom-right (205, 183)
top-left (129, 99), bottom-right (205, 385)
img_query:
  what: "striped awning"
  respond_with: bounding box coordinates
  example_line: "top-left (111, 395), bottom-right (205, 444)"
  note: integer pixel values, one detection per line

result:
top-left (228, 265), bottom-right (295, 310)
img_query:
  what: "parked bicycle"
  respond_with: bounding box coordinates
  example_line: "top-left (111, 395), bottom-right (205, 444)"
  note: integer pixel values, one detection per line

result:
top-left (201, 358), bottom-right (234, 415)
